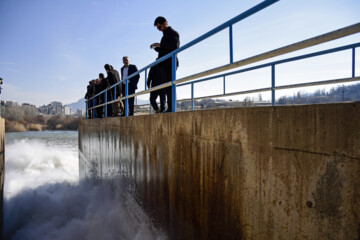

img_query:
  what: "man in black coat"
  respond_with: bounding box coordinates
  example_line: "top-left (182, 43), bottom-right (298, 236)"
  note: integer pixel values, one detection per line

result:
top-left (104, 64), bottom-right (117, 116)
top-left (85, 80), bottom-right (96, 118)
top-left (85, 81), bottom-right (93, 118)
top-left (150, 16), bottom-right (180, 112)
top-left (120, 56), bottom-right (140, 116)
top-left (98, 73), bottom-right (110, 117)
top-left (94, 78), bottom-right (103, 118)
top-left (147, 62), bottom-right (165, 113)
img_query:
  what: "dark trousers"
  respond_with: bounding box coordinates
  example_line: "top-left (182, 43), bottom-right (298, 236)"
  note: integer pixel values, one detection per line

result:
top-left (122, 86), bottom-right (136, 116)
top-left (87, 100), bottom-right (92, 118)
top-left (162, 64), bottom-right (176, 112)
top-left (96, 103), bottom-right (103, 118)
top-left (106, 90), bottom-right (113, 117)
top-left (128, 87), bottom-right (136, 116)
top-left (150, 89), bottom-right (165, 111)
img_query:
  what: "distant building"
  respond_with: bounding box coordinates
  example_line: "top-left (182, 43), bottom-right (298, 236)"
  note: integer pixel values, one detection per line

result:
top-left (63, 106), bottom-right (71, 115)
top-left (51, 101), bottom-right (62, 108)
top-left (38, 105), bottom-right (48, 114)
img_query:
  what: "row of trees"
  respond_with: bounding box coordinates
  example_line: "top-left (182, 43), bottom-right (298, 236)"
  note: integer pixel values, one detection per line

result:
top-left (1, 103), bottom-right (38, 121)
top-left (277, 83), bottom-right (360, 105)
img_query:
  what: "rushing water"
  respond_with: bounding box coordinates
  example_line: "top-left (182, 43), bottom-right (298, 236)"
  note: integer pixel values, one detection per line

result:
top-left (4, 131), bottom-right (166, 240)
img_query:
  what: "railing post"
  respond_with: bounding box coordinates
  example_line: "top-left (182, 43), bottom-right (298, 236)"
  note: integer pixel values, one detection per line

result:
top-left (85, 100), bottom-right (88, 119)
top-left (92, 98), bottom-right (95, 119)
top-left (271, 64), bottom-right (276, 106)
top-left (352, 47), bottom-right (356, 78)
top-left (171, 54), bottom-right (177, 112)
top-left (125, 78), bottom-right (129, 116)
top-left (191, 83), bottom-right (194, 111)
top-left (104, 91), bottom-right (107, 118)
top-left (145, 69), bottom-right (147, 90)
top-left (223, 76), bottom-right (226, 95)
top-left (229, 25), bottom-right (234, 64)
top-left (98, 96), bottom-right (101, 118)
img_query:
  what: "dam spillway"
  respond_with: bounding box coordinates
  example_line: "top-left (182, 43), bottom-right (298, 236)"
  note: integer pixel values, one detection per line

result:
top-left (78, 102), bottom-right (360, 240)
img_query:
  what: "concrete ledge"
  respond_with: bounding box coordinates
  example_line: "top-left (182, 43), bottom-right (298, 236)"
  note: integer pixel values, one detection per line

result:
top-left (79, 102), bottom-right (360, 240)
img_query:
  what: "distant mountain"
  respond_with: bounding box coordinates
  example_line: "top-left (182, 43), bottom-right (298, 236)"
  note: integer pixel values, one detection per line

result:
top-left (66, 98), bottom-right (85, 113)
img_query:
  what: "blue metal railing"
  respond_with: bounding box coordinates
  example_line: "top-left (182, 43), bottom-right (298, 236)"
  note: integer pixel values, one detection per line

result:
top-left (86, 0), bottom-right (279, 118)
top-left (128, 42), bottom-right (359, 112)
top-left (175, 42), bottom-right (359, 109)
top-left (86, 0), bottom-right (360, 118)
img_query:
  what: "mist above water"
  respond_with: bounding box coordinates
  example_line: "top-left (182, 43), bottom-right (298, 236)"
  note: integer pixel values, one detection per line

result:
top-left (4, 131), bottom-right (166, 240)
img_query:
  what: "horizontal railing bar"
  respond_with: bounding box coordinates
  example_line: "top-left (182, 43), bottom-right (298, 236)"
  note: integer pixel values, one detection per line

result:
top-left (177, 42), bottom-right (360, 87)
top-left (88, 76), bottom-right (360, 110)
top-left (90, 0), bottom-right (278, 100)
top-left (88, 41), bottom-right (360, 102)
top-left (274, 77), bottom-right (360, 90)
top-left (179, 88), bottom-right (272, 102)
top-left (173, 23), bottom-right (360, 86)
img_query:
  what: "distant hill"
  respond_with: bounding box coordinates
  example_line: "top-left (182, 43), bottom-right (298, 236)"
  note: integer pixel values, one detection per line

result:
top-left (66, 98), bottom-right (85, 113)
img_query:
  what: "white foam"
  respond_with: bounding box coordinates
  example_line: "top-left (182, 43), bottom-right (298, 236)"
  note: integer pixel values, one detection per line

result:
top-left (4, 134), bottom-right (167, 240)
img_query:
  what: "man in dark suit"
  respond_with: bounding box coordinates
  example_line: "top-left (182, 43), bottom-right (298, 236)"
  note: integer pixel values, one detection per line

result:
top-left (104, 64), bottom-right (116, 116)
top-left (85, 80), bottom-right (93, 118)
top-left (150, 16), bottom-right (180, 112)
top-left (120, 56), bottom-right (140, 116)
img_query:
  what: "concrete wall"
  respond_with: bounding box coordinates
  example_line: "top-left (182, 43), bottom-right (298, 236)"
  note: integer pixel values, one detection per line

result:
top-left (0, 117), bottom-right (5, 237)
top-left (78, 102), bottom-right (360, 240)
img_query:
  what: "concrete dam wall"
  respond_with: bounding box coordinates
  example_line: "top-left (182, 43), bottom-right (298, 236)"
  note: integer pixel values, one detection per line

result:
top-left (0, 117), bottom-right (5, 237)
top-left (78, 102), bottom-right (360, 240)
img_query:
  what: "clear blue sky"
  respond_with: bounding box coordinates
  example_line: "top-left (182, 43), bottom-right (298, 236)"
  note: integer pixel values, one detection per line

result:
top-left (0, 0), bottom-right (359, 106)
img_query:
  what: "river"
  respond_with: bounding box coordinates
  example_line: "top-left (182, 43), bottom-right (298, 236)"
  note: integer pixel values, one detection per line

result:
top-left (3, 131), bottom-right (166, 240)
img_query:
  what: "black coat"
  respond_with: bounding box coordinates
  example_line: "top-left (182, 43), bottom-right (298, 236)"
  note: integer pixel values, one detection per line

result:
top-left (106, 70), bottom-right (118, 87)
top-left (121, 64), bottom-right (140, 90)
top-left (147, 65), bottom-right (163, 88)
top-left (94, 84), bottom-right (102, 104)
top-left (85, 85), bottom-right (91, 99)
top-left (155, 26), bottom-right (180, 67)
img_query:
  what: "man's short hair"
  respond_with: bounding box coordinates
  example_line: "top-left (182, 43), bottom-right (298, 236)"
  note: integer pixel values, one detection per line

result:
top-left (104, 64), bottom-right (110, 70)
top-left (123, 56), bottom-right (129, 60)
top-left (99, 73), bottom-right (104, 79)
top-left (154, 16), bottom-right (167, 26)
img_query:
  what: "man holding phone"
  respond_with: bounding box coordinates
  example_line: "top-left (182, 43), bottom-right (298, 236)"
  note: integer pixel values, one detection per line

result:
top-left (150, 16), bottom-right (180, 112)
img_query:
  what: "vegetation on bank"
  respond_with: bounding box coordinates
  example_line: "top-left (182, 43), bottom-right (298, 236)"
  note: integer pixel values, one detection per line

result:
top-left (5, 115), bottom-right (80, 132)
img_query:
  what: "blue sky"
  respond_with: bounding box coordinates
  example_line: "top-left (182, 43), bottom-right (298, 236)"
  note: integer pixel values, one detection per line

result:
top-left (0, 0), bottom-right (359, 106)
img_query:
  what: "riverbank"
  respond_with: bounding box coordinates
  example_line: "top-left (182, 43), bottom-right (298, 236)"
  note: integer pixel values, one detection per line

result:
top-left (5, 115), bottom-right (80, 132)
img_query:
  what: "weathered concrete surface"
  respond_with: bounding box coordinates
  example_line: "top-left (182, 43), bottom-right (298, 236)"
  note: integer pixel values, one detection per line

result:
top-left (78, 102), bottom-right (360, 240)
top-left (0, 117), bottom-right (5, 237)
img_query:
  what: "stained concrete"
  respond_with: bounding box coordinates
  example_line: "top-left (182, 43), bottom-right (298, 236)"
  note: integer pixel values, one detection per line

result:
top-left (79, 102), bottom-right (360, 240)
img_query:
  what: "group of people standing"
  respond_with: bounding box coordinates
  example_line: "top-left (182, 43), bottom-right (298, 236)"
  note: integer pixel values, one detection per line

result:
top-left (85, 16), bottom-right (180, 118)
top-left (85, 58), bottom-right (139, 118)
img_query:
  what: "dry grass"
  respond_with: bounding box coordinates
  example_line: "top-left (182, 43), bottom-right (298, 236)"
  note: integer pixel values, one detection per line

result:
top-left (6, 122), bottom-right (27, 132)
top-left (27, 123), bottom-right (42, 131)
